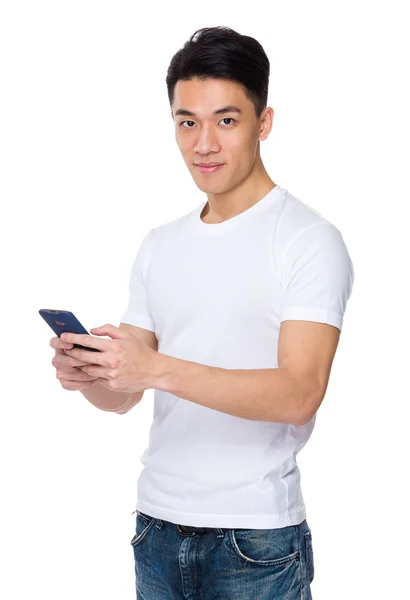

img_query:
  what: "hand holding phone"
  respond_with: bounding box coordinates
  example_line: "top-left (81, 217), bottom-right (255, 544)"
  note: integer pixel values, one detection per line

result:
top-left (49, 335), bottom-right (100, 391)
top-left (39, 309), bottom-right (101, 391)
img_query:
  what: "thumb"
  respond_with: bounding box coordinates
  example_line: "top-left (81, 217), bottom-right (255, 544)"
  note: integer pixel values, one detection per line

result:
top-left (89, 324), bottom-right (126, 339)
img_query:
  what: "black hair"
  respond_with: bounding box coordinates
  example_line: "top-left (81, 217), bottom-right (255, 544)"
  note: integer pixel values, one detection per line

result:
top-left (166, 26), bottom-right (270, 118)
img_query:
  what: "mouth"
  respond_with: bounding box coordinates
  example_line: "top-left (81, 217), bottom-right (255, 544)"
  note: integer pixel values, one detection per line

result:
top-left (195, 163), bottom-right (225, 174)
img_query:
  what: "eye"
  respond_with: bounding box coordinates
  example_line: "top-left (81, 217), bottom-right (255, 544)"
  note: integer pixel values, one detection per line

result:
top-left (181, 120), bottom-right (196, 128)
top-left (219, 118), bottom-right (236, 126)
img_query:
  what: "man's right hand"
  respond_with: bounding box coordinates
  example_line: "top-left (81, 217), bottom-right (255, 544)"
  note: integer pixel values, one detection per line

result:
top-left (50, 336), bottom-right (100, 391)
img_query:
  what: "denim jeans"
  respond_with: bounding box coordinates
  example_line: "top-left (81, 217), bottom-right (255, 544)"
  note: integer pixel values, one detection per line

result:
top-left (130, 510), bottom-right (315, 599)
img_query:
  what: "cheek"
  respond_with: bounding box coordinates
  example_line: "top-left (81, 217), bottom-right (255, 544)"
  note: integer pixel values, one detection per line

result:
top-left (226, 128), bottom-right (255, 154)
top-left (229, 139), bottom-right (256, 170)
top-left (175, 130), bottom-right (192, 151)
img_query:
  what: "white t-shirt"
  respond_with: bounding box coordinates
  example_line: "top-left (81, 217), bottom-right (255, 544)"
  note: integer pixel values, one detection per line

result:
top-left (121, 184), bottom-right (354, 529)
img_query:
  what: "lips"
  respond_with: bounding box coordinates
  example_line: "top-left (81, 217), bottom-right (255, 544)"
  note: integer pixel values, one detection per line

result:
top-left (195, 163), bottom-right (225, 174)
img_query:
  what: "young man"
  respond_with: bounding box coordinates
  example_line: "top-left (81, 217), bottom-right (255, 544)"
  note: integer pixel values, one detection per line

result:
top-left (53, 26), bottom-right (354, 599)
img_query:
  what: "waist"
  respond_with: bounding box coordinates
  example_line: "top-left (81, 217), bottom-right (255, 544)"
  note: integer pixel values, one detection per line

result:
top-left (176, 523), bottom-right (231, 536)
top-left (139, 511), bottom-right (233, 536)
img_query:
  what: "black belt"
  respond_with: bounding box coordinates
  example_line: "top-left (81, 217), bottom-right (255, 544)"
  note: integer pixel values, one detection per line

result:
top-left (137, 511), bottom-right (231, 536)
top-left (177, 524), bottom-right (231, 536)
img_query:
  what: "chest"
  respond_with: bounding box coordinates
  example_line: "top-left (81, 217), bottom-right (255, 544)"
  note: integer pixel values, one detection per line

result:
top-left (146, 236), bottom-right (283, 334)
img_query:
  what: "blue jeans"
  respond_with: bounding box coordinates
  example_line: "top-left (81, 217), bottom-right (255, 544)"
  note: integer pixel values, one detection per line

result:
top-left (130, 511), bottom-right (315, 599)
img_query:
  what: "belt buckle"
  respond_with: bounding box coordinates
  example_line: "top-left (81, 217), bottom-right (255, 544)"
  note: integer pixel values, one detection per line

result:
top-left (177, 524), bottom-right (197, 536)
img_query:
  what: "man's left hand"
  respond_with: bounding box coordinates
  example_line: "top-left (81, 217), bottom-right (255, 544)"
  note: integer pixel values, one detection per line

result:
top-left (61, 324), bottom-right (159, 394)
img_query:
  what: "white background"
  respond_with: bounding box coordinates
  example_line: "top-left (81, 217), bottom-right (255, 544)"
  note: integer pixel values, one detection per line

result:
top-left (1, 1), bottom-right (409, 598)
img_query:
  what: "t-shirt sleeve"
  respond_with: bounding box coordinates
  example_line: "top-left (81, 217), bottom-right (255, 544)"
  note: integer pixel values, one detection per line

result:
top-left (279, 223), bottom-right (354, 332)
top-left (120, 229), bottom-right (156, 332)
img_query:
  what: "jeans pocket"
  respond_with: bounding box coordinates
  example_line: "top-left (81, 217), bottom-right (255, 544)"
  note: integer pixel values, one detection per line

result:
top-left (130, 511), bottom-right (155, 547)
top-left (304, 529), bottom-right (315, 583)
top-left (228, 525), bottom-right (301, 566)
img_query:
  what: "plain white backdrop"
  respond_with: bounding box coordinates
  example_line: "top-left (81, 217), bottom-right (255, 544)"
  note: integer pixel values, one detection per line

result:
top-left (1, 1), bottom-right (409, 598)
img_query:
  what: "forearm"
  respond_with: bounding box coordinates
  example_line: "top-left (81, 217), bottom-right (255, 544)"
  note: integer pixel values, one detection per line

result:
top-left (80, 382), bottom-right (143, 414)
top-left (153, 353), bottom-right (309, 426)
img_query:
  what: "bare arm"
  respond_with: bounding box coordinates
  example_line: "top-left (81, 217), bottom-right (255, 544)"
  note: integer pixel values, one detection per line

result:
top-left (152, 320), bottom-right (340, 425)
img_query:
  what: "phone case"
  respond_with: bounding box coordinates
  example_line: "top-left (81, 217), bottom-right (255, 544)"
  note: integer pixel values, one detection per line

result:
top-left (39, 309), bottom-right (100, 352)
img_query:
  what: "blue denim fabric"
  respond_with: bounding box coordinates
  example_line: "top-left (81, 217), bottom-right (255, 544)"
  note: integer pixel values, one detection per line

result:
top-left (130, 511), bottom-right (314, 599)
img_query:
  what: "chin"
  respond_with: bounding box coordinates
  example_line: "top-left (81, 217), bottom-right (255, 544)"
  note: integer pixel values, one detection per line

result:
top-left (191, 176), bottom-right (229, 194)
top-left (194, 182), bottom-right (227, 194)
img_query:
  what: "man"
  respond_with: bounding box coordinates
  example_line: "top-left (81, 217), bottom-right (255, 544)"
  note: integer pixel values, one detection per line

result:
top-left (51, 26), bottom-right (354, 599)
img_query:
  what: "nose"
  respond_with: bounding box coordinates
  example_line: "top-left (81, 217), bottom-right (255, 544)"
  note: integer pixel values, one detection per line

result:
top-left (193, 124), bottom-right (221, 155)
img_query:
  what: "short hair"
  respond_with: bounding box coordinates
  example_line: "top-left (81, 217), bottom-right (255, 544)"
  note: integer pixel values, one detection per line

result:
top-left (166, 26), bottom-right (270, 118)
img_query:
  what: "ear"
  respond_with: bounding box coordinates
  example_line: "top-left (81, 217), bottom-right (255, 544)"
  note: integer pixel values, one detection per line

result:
top-left (259, 107), bottom-right (274, 141)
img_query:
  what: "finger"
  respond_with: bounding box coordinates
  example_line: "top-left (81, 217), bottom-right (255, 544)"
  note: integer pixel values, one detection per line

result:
top-left (50, 336), bottom-right (73, 350)
top-left (89, 324), bottom-right (127, 340)
top-left (60, 324), bottom-right (128, 349)
top-left (59, 331), bottom-right (109, 352)
top-left (52, 354), bottom-right (95, 369)
top-left (57, 369), bottom-right (98, 382)
top-left (64, 347), bottom-right (107, 366)
top-left (79, 365), bottom-right (107, 379)
top-left (60, 379), bottom-right (100, 391)
top-left (68, 358), bottom-right (97, 368)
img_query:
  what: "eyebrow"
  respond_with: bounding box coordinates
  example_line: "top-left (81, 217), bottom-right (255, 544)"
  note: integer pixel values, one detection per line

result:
top-left (174, 105), bottom-right (242, 118)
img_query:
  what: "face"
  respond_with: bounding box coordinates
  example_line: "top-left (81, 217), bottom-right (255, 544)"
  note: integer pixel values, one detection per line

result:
top-left (171, 78), bottom-right (272, 195)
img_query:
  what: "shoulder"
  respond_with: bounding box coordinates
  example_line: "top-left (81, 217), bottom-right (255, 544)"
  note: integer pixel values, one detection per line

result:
top-left (275, 190), bottom-right (344, 258)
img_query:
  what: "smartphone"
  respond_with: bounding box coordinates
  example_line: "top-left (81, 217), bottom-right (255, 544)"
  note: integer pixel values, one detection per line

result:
top-left (39, 309), bottom-right (100, 352)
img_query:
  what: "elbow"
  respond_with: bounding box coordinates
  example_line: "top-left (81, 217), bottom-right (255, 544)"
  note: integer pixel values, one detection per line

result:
top-left (115, 391), bottom-right (144, 414)
top-left (115, 403), bottom-right (133, 415)
top-left (292, 390), bottom-right (321, 427)
top-left (292, 411), bottom-right (315, 427)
